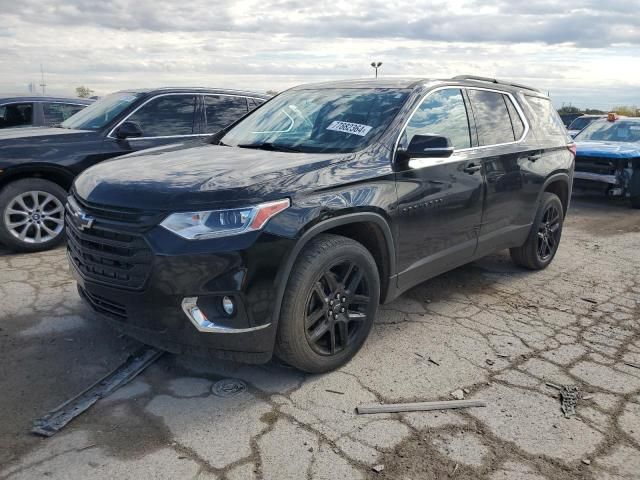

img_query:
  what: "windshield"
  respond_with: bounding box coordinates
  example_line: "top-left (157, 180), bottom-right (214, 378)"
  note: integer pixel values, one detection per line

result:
top-left (61, 92), bottom-right (142, 130)
top-left (219, 88), bottom-right (410, 153)
top-left (569, 116), bottom-right (599, 131)
top-left (575, 119), bottom-right (640, 142)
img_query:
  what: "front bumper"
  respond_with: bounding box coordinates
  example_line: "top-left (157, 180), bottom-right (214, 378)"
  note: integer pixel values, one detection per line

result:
top-left (68, 217), bottom-right (295, 363)
top-left (573, 171), bottom-right (619, 185)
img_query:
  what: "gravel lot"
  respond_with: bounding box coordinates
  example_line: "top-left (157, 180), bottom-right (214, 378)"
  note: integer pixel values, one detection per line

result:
top-left (1, 194), bottom-right (639, 480)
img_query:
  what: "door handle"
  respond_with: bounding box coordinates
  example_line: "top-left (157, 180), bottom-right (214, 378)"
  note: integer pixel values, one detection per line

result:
top-left (463, 163), bottom-right (482, 174)
top-left (528, 153), bottom-right (542, 162)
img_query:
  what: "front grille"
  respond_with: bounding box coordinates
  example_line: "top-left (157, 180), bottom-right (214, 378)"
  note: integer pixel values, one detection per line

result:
top-left (575, 156), bottom-right (616, 175)
top-left (66, 211), bottom-right (154, 290)
top-left (79, 286), bottom-right (128, 319)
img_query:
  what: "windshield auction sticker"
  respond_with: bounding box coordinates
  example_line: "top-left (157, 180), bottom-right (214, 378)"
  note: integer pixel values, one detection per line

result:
top-left (326, 121), bottom-right (373, 136)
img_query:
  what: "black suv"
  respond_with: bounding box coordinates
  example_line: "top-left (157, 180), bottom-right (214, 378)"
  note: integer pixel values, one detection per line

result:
top-left (0, 88), bottom-right (268, 252)
top-left (67, 76), bottom-right (574, 373)
top-left (0, 96), bottom-right (92, 129)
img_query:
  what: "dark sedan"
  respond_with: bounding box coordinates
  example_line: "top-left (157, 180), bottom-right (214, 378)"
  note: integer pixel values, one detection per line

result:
top-left (0, 87), bottom-right (268, 252)
top-left (0, 96), bottom-right (93, 129)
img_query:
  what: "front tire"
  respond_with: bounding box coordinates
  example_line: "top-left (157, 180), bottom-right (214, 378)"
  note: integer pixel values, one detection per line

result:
top-left (0, 178), bottom-right (67, 253)
top-left (275, 234), bottom-right (380, 373)
top-left (510, 192), bottom-right (564, 270)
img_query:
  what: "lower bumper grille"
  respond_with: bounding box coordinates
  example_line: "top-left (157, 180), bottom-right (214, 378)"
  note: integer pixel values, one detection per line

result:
top-left (79, 286), bottom-right (128, 319)
top-left (575, 156), bottom-right (616, 175)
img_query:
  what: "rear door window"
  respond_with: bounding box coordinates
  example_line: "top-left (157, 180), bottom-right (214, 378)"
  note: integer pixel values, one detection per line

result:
top-left (505, 97), bottom-right (525, 139)
top-left (0, 102), bottom-right (34, 128)
top-left (204, 95), bottom-right (249, 134)
top-left (524, 95), bottom-right (566, 139)
top-left (126, 95), bottom-right (196, 137)
top-left (467, 90), bottom-right (516, 145)
top-left (400, 88), bottom-right (472, 150)
top-left (43, 103), bottom-right (85, 126)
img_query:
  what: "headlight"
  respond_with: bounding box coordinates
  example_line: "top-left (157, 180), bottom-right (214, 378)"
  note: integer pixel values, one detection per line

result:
top-left (160, 198), bottom-right (290, 240)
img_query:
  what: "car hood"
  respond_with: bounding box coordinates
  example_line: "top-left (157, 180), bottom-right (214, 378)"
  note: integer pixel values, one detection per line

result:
top-left (74, 144), bottom-right (346, 210)
top-left (575, 141), bottom-right (640, 159)
top-left (0, 126), bottom-right (90, 141)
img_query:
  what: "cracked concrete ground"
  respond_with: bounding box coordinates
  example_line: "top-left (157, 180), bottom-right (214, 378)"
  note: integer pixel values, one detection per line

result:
top-left (0, 194), bottom-right (639, 480)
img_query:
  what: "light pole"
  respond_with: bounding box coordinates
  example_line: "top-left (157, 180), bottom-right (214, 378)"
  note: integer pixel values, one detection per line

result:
top-left (370, 61), bottom-right (382, 78)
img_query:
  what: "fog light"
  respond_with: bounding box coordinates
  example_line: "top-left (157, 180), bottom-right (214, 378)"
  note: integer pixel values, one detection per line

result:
top-left (222, 296), bottom-right (235, 316)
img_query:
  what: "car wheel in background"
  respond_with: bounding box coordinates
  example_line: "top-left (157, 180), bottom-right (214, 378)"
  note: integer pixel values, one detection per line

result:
top-left (510, 192), bottom-right (564, 270)
top-left (275, 234), bottom-right (380, 373)
top-left (0, 178), bottom-right (67, 252)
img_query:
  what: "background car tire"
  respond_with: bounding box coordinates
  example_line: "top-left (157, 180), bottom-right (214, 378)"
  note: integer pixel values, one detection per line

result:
top-left (629, 168), bottom-right (640, 209)
top-left (510, 192), bottom-right (564, 270)
top-left (0, 178), bottom-right (67, 253)
top-left (275, 234), bottom-right (380, 373)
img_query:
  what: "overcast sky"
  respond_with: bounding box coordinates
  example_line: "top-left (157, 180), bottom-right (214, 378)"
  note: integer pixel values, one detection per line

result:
top-left (1, 0), bottom-right (639, 109)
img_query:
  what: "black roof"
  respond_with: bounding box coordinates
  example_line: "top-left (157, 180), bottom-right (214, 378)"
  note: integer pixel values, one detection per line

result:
top-left (288, 76), bottom-right (545, 96)
top-left (0, 96), bottom-right (93, 104)
top-left (115, 87), bottom-right (270, 99)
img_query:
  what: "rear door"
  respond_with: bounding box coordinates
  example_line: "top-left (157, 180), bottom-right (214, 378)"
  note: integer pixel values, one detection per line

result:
top-left (466, 88), bottom-right (540, 256)
top-left (202, 95), bottom-right (249, 135)
top-left (394, 87), bottom-right (485, 290)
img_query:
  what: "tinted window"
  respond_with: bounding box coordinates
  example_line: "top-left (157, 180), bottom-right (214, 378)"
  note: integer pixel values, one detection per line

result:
top-left (221, 88), bottom-right (409, 154)
top-left (127, 95), bottom-right (196, 137)
top-left (0, 103), bottom-right (33, 128)
top-left (569, 116), bottom-right (599, 131)
top-left (248, 98), bottom-right (264, 109)
top-left (505, 96), bottom-right (525, 139)
top-left (62, 92), bottom-right (141, 130)
top-left (400, 89), bottom-right (471, 150)
top-left (43, 103), bottom-right (86, 125)
top-left (524, 95), bottom-right (566, 138)
top-left (467, 90), bottom-right (516, 145)
top-left (204, 96), bottom-right (248, 133)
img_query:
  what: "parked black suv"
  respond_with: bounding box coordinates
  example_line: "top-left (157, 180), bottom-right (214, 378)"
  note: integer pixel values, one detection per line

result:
top-left (68, 76), bottom-right (574, 373)
top-left (0, 88), bottom-right (268, 252)
top-left (0, 96), bottom-right (92, 129)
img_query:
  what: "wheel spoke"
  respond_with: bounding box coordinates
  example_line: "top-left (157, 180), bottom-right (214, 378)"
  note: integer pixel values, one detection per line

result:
top-left (346, 269), bottom-right (364, 294)
top-left (309, 320), bottom-right (330, 343)
top-left (337, 320), bottom-right (349, 348)
top-left (46, 216), bottom-right (64, 225)
top-left (43, 205), bottom-right (63, 216)
top-left (30, 192), bottom-right (40, 210)
top-left (34, 224), bottom-right (42, 242)
top-left (323, 271), bottom-right (339, 292)
top-left (15, 196), bottom-right (30, 212)
top-left (306, 307), bottom-right (325, 328)
top-left (312, 282), bottom-right (327, 304)
top-left (6, 208), bottom-right (29, 216)
top-left (19, 224), bottom-right (31, 240)
top-left (348, 311), bottom-right (367, 322)
top-left (550, 222), bottom-right (560, 233)
top-left (340, 262), bottom-right (355, 285)
top-left (7, 218), bottom-right (29, 229)
top-left (329, 327), bottom-right (337, 355)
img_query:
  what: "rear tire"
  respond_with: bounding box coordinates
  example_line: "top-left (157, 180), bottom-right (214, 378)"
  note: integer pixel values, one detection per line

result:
top-left (275, 234), bottom-right (380, 373)
top-left (510, 192), bottom-right (564, 270)
top-left (0, 178), bottom-right (67, 253)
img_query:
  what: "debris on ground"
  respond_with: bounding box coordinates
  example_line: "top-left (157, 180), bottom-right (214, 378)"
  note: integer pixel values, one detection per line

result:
top-left (561, 385), bottom-right (579, 418)
top-left (580, 297), bottom-right (598, 304)
top-left (497, 353), bottom-right (509, 358)
top-left (463, 389), bottom-right (470, 394)
top-left (212, 378), bottom-right (247, 397)
top-left (357, 399), bottom-right (486, 414)
top-left (32, 347), bottom-right (163, 437)
top-left (624, 362), bottom-right (640, 370)
top-left (450, 463), bottom-right (459, 476)
top-left (450, 389), bottom-right (465, 400)
top-left (486, 359), bottom-right (495, 365)
top-left (325, 389), bottom-right (345, 395)
top-left (414, 352), bottom-right (425, 358)
top-left (428, 357), bottom-right (440, 366)
top-left (372, 464), bottom-right (385, 473)
top-left (582, 459), bottom-right (591, 465)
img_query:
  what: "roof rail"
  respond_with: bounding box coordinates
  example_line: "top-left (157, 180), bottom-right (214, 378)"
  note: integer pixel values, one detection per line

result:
top-left (451, 75), bottom-right (542, 93)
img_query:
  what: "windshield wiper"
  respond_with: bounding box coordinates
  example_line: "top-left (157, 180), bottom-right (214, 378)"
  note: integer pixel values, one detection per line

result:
top-left (237, 142), bottom-right (302, 153)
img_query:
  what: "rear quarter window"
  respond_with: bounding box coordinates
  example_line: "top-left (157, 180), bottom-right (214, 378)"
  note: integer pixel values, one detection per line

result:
top-left (524, 95), bottom-right (566, 139)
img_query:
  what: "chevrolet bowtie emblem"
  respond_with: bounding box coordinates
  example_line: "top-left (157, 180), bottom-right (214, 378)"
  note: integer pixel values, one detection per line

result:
top-left (73, 209), bottom-right (95, 231)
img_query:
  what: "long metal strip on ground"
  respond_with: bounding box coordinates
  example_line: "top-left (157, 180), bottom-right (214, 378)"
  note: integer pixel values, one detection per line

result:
top-left (32, 347), bottom-right (164, 437)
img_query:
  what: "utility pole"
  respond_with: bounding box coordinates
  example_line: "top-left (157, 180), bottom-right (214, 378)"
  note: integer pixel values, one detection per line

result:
top-left (39, 64), bottom-right (47, 95)
top-left (370, 61), bottom-right (382, 78)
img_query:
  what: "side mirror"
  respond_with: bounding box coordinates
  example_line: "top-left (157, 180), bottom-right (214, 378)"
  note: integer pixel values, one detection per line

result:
top-left (115, 121), bottom-right (143, 139)
top-left (402, 134), bottom-right (454, 159)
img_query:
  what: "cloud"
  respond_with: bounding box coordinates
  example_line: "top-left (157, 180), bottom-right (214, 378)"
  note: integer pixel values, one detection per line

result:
top-left (0, 0), bottom-right (639, 108)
